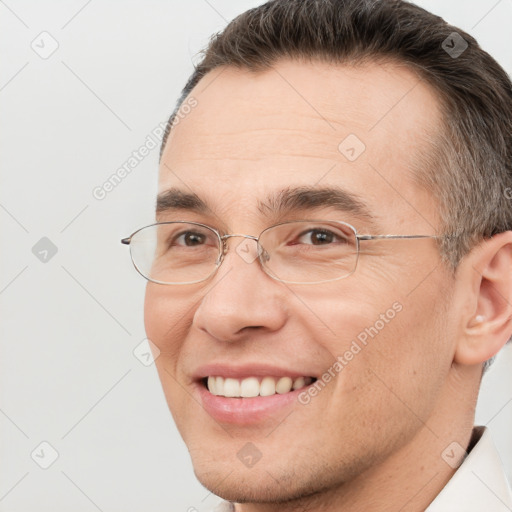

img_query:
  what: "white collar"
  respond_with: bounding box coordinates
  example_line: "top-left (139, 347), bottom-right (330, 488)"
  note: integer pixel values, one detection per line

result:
top-left (426, 426), bottom-right (512, 511)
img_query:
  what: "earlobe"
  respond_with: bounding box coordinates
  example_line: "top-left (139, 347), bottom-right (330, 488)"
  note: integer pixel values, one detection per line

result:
top-left (453, 232), bottom-right (512, 366)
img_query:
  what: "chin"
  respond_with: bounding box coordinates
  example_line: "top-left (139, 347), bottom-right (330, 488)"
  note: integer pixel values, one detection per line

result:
top-left (189, 451), bottom-right (353, 506)
top-left (194, 468), bottom-right (313, 504)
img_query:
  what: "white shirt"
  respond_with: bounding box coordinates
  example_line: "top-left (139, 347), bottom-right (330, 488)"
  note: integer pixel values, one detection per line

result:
top-left (212, 426), bottom-right (512, 511)
top-left (426, 426), bottom-right (512, 511)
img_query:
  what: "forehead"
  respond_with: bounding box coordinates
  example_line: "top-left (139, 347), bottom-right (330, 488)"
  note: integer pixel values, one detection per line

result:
top-left (159, 59), bottom-right (442, 232)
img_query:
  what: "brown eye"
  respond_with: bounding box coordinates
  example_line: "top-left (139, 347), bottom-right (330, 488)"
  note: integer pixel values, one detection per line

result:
top-left (295, 228), bottom-right (347, 246)
top-left (173, 231), bottom-right (207, 246)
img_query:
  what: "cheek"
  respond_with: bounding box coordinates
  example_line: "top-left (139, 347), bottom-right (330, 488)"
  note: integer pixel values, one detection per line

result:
top-left (143, 284), bottom-right (198, 403)
top-left (144, 283), bottom-right (192, 356)
top-left (352, 289), bottom-right (450, 420)
top-left (144, 285), bottom-right (198, 433)
top-left (316, 267), bottom-right (452, 415)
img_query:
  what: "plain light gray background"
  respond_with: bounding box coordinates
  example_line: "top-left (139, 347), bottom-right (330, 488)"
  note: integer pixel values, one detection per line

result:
top-left (1, 1), bottom-right (511, 510)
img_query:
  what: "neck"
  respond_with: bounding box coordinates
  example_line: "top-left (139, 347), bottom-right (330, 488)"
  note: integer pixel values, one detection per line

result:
top-left (235, 364), bottom-right (480, 512)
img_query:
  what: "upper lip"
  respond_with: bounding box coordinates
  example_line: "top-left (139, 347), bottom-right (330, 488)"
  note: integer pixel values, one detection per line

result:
top-left (192, 363), bottom-right (317, 381)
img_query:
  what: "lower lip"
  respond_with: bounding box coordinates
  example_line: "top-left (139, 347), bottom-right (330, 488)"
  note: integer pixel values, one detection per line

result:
top-left (196, 382), bottom-right (308, 425)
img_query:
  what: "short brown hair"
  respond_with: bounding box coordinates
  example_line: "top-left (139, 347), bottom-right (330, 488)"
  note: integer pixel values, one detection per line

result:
top-left (160, 0), bottom-right (512, 269)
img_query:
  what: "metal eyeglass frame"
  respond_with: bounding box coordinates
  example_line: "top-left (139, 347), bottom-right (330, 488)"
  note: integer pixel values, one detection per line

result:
top-left (121, 220), bottom-right (440, 285)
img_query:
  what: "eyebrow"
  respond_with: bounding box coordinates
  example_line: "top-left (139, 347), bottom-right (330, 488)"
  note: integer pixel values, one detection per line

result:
top-left (156, 185), bottom-right (376, 225)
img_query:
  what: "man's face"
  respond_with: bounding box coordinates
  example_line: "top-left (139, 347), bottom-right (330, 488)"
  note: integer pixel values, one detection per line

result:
top-left (145, 60), bottom-right (457, 502)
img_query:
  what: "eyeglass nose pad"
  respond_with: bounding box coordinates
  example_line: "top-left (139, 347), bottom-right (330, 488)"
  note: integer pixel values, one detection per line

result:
top-left (258, 245), bottom-right (270, 262)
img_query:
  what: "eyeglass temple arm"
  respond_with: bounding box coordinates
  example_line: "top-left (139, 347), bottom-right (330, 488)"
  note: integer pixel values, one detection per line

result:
top-left (357, 234), bottom-right (440, 241)
top-left (121, 237), bottom-right (131, 245)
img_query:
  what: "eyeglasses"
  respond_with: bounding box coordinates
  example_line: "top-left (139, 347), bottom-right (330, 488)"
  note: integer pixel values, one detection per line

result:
top-left (121, 220), bottom-right (438, 285)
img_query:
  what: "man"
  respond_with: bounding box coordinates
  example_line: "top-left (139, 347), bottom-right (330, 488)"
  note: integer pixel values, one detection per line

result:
top-left (122, 0), bottom-right (512, 509)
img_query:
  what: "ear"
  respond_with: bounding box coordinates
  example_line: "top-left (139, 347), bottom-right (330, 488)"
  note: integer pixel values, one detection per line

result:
top-left (453, 231), bottom-right (512, 366)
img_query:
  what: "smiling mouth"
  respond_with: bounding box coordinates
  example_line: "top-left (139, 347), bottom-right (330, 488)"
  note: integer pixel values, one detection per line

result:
top-left (202, 375), bottom-right (317, 398)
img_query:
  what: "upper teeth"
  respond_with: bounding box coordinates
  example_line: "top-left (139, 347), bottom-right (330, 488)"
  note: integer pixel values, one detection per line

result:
top-left (206, 376), bottom-right (313, 398)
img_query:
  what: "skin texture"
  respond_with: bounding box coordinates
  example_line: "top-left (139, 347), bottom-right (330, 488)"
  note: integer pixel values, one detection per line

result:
top-left (145, 59), bottom-right (512, 511)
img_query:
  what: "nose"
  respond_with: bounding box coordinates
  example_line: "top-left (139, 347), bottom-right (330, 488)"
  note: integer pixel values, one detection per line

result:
top-left (192, 236), bottom-right (288, 343)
